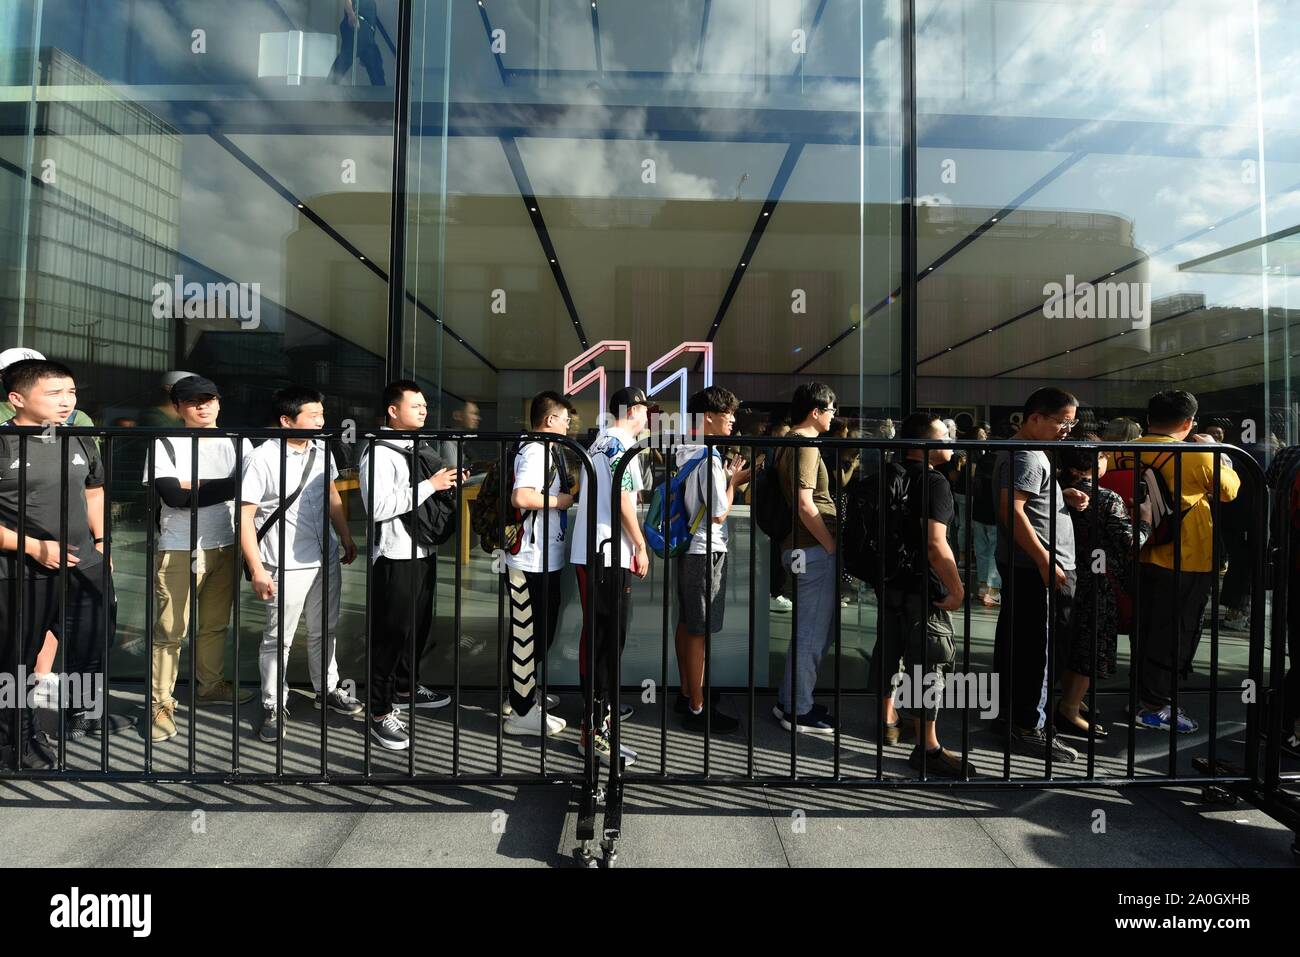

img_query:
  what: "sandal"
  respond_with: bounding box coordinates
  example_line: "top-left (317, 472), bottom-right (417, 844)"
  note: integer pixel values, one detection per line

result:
top-left (1054, 708), bottom-right (1107, 739)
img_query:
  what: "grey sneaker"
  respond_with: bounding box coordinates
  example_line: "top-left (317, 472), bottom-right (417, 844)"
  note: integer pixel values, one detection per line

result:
top-left (1010, 725), bottom-right (1077, 764)
top-left (370, 712), bottom-right (410, 751)
top-left (259, 706), bottom-right (289, 743)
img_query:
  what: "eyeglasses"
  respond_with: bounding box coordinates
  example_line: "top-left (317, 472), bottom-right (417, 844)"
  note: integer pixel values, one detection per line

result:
top-left (1042, 413), bottom-right (1078, 433)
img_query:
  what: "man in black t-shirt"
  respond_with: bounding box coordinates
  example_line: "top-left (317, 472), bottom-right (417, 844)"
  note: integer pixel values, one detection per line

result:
top-left (0, 360), bottom-right (128, 770)
top-left (866, 412), bottom-right (970, 777)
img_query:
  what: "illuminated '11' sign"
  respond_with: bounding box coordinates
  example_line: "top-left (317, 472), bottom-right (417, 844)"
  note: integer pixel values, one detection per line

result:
top-left (563, 340), bottom-right (714, 430)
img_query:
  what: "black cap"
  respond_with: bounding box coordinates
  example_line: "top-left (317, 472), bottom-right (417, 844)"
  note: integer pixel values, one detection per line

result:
top-left (170, 375), bottom-right (221, 403)
top-left (608, 385), bottom-right (660, 417)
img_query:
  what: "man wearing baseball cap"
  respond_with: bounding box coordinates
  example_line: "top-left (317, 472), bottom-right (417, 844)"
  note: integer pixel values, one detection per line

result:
top-left (144, 374), bottom-right (256, 744)
top-left (569, 385), bottom-right (656, 766)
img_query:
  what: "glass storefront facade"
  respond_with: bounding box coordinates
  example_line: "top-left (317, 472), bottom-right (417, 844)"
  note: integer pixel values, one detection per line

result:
top-left (6, 1), bottom-right (1293, 442)
top-left (0, 1), bottom-right (1296, 702)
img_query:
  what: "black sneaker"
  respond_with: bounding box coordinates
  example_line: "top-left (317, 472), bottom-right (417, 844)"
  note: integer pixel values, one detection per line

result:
top-left (682, 707), bottom-right (740, 735)
top-left (908, 745), bottom-right (977, 778)
top-left (1010, 725), bottom-right (1078, 764)
top-left (370, 712), bottom-right (411, 751)
top-left (674, 691), bottom-right (721, 716)
top-left (315, 687), bottom-right (364, 716)
top-left (51, 711), bottom-right (133, 739)
top-left (394, 685), bottom-right (450, 710)
top-left (772, 705), bottom-right (835, 736)
top-left (259, 706), bottom-right (289, 743)
top-left (18, 735), bottom-right (55, 770)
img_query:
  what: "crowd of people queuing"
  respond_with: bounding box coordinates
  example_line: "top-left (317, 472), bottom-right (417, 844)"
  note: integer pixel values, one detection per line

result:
top-left (0, 344), bottom-right (1297, 775)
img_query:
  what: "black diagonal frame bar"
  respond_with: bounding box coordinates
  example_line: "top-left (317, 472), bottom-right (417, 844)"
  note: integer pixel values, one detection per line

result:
top-left (205, 133), bottom-right (497, 376)
top-left (499, 134), bottom-right (592, 351)
top-left (386, 0), bottom-right (416, 380)
top-left (693, 142), bottom-right (805, 372)
top-left (794, 151), bottom-right (1087, 376)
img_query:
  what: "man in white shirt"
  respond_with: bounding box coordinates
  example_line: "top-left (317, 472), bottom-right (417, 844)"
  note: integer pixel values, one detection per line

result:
top-left (358, 380), bottom-right (463, 751)
top-left (673, 386), bottom-right (748, 735)
top-left (570, 386), bottom-right (653, 766)
top-left (503, 391), bottom-right (576, 737)
top-left (142, 375), bottom-right (255, 744)
top-left (240, 386), bottom-right (361, 743)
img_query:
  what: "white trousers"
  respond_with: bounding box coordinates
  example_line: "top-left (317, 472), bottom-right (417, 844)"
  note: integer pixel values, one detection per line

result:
top-left (258, 562), bottom-right (342, 708)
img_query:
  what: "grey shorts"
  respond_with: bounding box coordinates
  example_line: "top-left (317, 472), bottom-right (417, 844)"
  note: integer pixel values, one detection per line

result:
top-left (676, 552), bottom-right (727, 635)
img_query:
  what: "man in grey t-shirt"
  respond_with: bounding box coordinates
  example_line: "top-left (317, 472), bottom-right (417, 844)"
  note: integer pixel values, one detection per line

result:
top-left (993, 388), bottom-right (1087, 765)
top-left (994, 449), bottom-right (1075, 572)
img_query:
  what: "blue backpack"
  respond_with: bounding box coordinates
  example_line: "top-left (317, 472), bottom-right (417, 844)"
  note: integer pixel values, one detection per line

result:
top-left (643, 450), bottom-right (713, 558)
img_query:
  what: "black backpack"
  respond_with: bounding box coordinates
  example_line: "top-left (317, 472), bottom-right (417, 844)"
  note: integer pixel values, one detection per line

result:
top-left (842, 460), bottom-right (922, 590)
top-left (753, 447), bottom-right (793, 544)
top-left (375, 440), bottom-right (457, 547)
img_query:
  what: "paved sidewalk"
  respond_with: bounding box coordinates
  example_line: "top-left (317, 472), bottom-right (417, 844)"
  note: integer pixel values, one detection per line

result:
top-left (0, 777), bottom-right (1293, 868)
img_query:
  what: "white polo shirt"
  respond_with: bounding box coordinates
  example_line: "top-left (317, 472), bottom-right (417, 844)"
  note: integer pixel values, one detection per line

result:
top-left (241, 438), bottom-right (339, 569)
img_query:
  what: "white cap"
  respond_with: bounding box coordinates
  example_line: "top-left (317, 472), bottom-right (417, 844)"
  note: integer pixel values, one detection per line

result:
top-left (161, 370), bottom-right (198, 390)
top-left (0, 347), bottom-right (44, 371)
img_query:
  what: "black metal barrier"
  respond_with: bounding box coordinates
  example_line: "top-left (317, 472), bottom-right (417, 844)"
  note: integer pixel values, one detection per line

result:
top-left (599, 433), bottom-right (1299, 865)
top-left (0, 426), bottom-right (602, 829)
top-left (1, 425), bottom-right (1295, 866)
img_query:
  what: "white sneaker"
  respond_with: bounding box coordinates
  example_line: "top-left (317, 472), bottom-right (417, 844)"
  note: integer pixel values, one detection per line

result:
top-left (502, 693), bottom-right (560, 716)
top-left (770, 595), bottom-right (792, 613)
top-left (504, 706), bottom-right (567, 737)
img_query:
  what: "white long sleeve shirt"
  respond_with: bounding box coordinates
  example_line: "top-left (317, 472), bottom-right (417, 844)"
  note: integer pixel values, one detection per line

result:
top-left (358, 428), bottom-right (438, 562)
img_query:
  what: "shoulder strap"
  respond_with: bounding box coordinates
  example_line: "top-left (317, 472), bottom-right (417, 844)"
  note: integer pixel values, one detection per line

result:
top-left (256, 443), bottom-right (319, 543)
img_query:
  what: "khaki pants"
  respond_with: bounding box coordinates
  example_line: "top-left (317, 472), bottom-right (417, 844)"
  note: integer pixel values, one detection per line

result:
top-left (153, 546), bottom-right (237, 708)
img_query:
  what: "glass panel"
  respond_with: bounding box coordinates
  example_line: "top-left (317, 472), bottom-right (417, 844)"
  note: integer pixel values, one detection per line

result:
top-left (404, 1), bottom-right (901, 719)
top-left (0, 1), bottom-right (395, 762)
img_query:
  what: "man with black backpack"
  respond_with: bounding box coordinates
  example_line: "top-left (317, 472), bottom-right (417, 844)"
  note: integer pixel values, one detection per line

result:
top-left (862, 412), bottom-right (969, 776)
top-left (242, 386), bottom-right (362, 745)
top-left (143, 374), bottom-right (255, 745)
top-left (1132, 390), bottom-right (1238, 734)
top-left (358, 380), bottom-right (464, 750)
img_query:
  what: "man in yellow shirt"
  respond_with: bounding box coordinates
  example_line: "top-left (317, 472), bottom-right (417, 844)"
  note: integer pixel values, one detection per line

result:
top-left (1133, 390), bottom-right (1238, 734)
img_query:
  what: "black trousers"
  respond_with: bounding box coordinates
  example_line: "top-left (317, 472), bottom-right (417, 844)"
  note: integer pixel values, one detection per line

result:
top-left (994, 562), bottom-right (1075, 731)
top-left (369, 555), bottom-right (436, 719)
top-left (1136, 564), bottom-right (1212, 710)
top-left (507, 567), bottom-right (562, 715)
top-left (769, 534), bottom-right (786, 599)
top-left (1219, 525), bottom-right (1253, 613)
top-left (575, 562), bottom-right (631, 721)
top-left (1286, 561), bottom-right (1300, 731)
top-left (0, 566), bottom-right (114, 758)
top-left (330, 18), bottom-right (386, 86)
